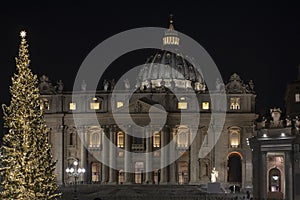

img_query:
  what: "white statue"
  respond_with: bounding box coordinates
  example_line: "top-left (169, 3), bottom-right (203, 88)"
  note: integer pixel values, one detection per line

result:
top-left (81, 80), bottom-right (87, 91)
top-left (124, 79), bottom-right (130, 90)
top-left (211, 167), bottom-right (218, 183)
top-left (103, 79), bottom-right (109, 92)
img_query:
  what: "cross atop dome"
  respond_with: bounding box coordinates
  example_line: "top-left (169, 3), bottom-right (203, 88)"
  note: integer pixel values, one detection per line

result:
top-left (169, 14), bottom-right (174, 30)
top-left (163, 14), bottom-right (180, 46)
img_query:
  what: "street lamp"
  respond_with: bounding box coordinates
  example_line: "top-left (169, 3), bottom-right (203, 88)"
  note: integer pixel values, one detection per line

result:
top-left (66, 160), bottom-right (86, 200)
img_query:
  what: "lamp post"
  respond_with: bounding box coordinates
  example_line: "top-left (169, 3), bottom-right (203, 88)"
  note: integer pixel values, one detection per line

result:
top-left (66, 160), bottom-right (86, 200)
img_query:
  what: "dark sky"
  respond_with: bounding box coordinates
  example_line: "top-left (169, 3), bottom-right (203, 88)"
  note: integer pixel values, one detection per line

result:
top-left (1, 1), bottom-right (300, 130)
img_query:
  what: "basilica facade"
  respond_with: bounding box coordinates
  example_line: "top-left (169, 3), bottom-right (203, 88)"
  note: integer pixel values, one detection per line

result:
top-left (39, 20), bottom-right (256, 192)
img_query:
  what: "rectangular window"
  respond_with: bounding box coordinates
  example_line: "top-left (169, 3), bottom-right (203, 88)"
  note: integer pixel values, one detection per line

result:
top-left (230, 97), bottom-right (240, 110)
top-left (153, 133), bottom-right (160, 148)
top-left (296, 94), bottom-right (300, 102)
top-left (69, 102), bottom-right (76, 110)
top-left (90, 102), bottom-right (100, 110)
top-left (202, 102), bottom-right (210, 110)
top-left (40, 98), bottom-right (50, 110)
top-left (178, 102), bottom-right (188, 110)
top-left (117, 101), bottom-right (124, 108)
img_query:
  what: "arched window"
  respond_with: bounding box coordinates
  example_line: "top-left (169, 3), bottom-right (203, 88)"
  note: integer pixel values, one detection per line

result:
top-left (177, 126), bottom-right (189, 149)
top-left (230, 97), bottom-right (240, 110)
top-left (153, 132), bottom-right (160, 148)
top-left (87, 126), bottom-right (102, 148)
top-left (227, 152), bottom-right (242, 183)
top-left (118, 170), bottom-right (124, 184)
top-left (90, 132), bottom-right (100, 147)
top-left (229, 127), bottom-right (241, 148)
top-left (269, 168), bottom-right (281, 192)
top-left (117, 132), bottom-right (124, 148)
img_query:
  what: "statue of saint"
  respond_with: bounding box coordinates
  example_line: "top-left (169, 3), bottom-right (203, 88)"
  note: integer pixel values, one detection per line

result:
top-left (103, 80), bottom-right (109, 92)
top-left (124, 79), bottom-right (130, 90)
top-left (81, 80), bottom-right (87, 91)
top-left (211, 167), bottom-right (218, 183)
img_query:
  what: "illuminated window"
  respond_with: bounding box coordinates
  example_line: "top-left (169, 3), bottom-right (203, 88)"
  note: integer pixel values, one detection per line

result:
top-left (117, 101), bottom-right (124, 108)
top-left (177, 126), bottom-right (189, 148)
top-left (118, 151), bottom-right (124, 157)
top-left (91, 162), bottom-right (101, 183)
top-left (178, 102), bottom-right (188, 110)
top-left (118, 170), bottom-right (124, 184)
top-left (202, 102), bottom-right (210, 110)
top-left (87, 127), bottom-right (102, 148)
top-left (117, 132), bottom-right (124, 148)
top-left (153, 132), bottom-right (160, 148)
top-left (229, 127), bottom-right (240, 148)
top-left (40, 98), bottom-right (50, 110)
top-left (90, 132), bottom-right (101, 147)
top-left (90, 97), bottom-right (100, 110)
top-left (230, 97), bottom-right (240, 110)
top-left (269, 168), bottom-right (281, 192)
top-left (295, 94), bottom-right (300, 102)
top-left (69, 102), bottom-right (76, 110)
top-left (163, 36), bottom-right (180, 45)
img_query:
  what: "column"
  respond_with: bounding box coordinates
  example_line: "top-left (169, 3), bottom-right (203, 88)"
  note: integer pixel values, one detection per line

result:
top-left (189, 127), bottom-right (200, 184)
top-left (285, 151), bottom-right (293, 200)
top-left (260, 151), bottom-right (267, 198)
top-left (53, 125), bottom-right (64, 184)
top-left (109, 126), bottom-right (117, 184)
top-left (145, 127), bottom-right (153, 184)
top-left (169, 126), bottom-right (176, 184)
top-left (79, 127), bottom-right (87, 183)
top-left (124, 126), bottom-right (132, 184)
top-left (101, 126), bottom-right (109, 184)
top-left (160, 126), bottom-right (169, 184)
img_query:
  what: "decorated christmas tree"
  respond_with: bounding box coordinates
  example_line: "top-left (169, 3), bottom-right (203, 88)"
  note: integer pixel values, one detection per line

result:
top-left (1, 31), bottom-right (61, 199)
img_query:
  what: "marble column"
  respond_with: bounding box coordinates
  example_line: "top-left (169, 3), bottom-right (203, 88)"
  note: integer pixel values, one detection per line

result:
top-left (79, 127), bottom-right (87, 183)
top-left (109, 125), bottom-right (117, 184)
top-left (285, 151), bottom-right (293, 200)
top-left (189, 127), bottom-right (200, 184)
top-left (169, 126), bottom-right (176, 184)
top-left (260, 151), bottom-right (267, 198)
top-left (101, 126), bottom-right (109, 184)
top-left (160, 126), bottom-right (169, 184)
top-left (145, 127), bottom-right (153, 184)
top-left (53, 125), bottom-right (64, 184)
top-left (124, 126), bottom-right (132, 184)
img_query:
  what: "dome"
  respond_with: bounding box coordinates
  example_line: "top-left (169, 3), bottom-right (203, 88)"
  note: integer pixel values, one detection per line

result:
top-left (136, 16), bottom-right (205, 91)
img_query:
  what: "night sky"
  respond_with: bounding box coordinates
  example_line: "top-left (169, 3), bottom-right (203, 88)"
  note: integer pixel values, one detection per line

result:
top-left (1, 1), bottom-right (300, 131)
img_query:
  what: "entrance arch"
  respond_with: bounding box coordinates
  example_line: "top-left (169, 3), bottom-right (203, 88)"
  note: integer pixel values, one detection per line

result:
top-left (135, 162), bottom-right (144, 184)
top-left (269, 167), bottom-right (281, 192)
top-left (227, 152), bottom-right (242, 183)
